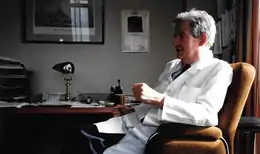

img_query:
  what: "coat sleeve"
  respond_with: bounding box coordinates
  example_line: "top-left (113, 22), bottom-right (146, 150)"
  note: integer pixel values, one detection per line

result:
top-left (129, 59), bottom-right (181, 120)
top-left (160, 64), bottom-right (233, 126)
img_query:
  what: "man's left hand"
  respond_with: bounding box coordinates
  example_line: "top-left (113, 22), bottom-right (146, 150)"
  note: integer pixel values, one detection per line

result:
top-left (132, 83), bottom-right (164, 108)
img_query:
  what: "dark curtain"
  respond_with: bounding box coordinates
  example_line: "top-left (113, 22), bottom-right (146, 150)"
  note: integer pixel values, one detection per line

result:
top-left (235, 0), bottom-right (259, 153)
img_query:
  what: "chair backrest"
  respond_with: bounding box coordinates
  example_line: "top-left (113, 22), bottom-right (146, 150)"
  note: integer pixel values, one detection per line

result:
top-left (218, 62), bottom-right (256, 154)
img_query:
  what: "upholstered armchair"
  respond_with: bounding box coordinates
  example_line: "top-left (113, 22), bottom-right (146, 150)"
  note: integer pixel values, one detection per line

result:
top-left (144, 62), bottom-right (256, 154)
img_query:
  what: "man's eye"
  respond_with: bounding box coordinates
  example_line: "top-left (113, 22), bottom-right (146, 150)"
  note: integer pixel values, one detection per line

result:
top-left (179, 32), bottom-right (184, 37)
top-left (173, 32), bottom-right (181, 37)
top-left (173, 32), bottom-right (185, 38)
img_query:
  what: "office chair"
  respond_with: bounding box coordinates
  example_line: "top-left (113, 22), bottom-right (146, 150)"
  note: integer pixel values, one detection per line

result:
top-left (144, 62), bottom-right (256, 154)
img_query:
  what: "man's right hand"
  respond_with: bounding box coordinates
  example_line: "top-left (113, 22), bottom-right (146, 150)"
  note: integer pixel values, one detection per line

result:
top-left (113, 105), bottom-right (135, 116)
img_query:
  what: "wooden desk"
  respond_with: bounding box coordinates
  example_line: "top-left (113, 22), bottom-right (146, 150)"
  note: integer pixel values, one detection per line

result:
top-left (8, 105), bottom-right (133, 116)
top-left (2, 105), bottom-right (134, 154)
top-left (13, 107), bottom-right (117, 115)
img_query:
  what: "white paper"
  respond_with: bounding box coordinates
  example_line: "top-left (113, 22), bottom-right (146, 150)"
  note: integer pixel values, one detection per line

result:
top-left (0, 101), bottom-right (29, 108)
top-left (0, 56), bottom-right (23, 63)
top-left (40, 101), bottom-right (105, 108)
top-left (0, 101), bottom-right (105, 108)
top-left (121, 10), bottom-right (149, 52)
top-left (70, 102), bottom-right (105, 108)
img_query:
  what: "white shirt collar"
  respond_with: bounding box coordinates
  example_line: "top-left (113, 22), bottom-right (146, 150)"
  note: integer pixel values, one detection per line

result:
top-left (190, 48), bottom-right (214, 70)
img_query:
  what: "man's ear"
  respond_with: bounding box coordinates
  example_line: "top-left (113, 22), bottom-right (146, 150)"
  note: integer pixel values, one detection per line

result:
top-left (199, 33), bottom-right (207, 46)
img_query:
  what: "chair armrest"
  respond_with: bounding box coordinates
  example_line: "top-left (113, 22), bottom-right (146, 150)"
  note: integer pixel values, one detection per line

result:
top-left (182, 126), bottom-right (222, 140)
top-left (157, 123), bottom-right (222, 141)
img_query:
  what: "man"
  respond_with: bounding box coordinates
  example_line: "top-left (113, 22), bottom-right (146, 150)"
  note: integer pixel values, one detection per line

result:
top-left (62, 9), bottom-right (233, 154)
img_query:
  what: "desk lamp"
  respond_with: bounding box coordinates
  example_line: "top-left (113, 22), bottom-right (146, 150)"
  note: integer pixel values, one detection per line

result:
top-left (52, 62), bottom-right (75, 101)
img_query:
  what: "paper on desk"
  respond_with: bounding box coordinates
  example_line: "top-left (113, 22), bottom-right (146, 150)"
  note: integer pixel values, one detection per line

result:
top-left (37, 101), bottom-right (105, 108)
top-left (0, 101), bottom-right (70, 108)
top-left (0, 101), bottom-right (105, 108)
top-left (70, 102), bottom-right (105, 108)
top-left (39, 101), bottom-right (72, 106)
top-left (0, 101), bottom-right (29, 108)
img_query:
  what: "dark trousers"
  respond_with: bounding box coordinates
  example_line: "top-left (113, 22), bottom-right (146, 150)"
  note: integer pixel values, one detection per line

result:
top-left (60, 125), bottom-right (125, 154)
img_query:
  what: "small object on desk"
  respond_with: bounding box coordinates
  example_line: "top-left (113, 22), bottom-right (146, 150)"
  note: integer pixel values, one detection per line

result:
top-left (71, 97), bottom-right (77, 101)
top-left (80, 96), bottom-right (102, 106)
top-left (85, 96), bottom-right (93, 104)
top-left (98, 100), bottom-right (115, 107)
top-left (42, 92), bottom-right (66, 102)
top-left (110, 79), bottom-right (123, 95)
top-left (108, 80), bottom-right (124, 106)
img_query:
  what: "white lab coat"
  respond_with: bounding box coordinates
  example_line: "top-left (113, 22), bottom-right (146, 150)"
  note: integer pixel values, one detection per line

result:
top-left (96, 49), bottom-right (233, 154)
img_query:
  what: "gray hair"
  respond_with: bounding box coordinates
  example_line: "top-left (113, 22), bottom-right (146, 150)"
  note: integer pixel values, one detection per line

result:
top-left (175, 9), bottom-right (216, 48)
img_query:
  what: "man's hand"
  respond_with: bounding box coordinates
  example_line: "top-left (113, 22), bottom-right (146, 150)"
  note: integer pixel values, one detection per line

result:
top-left (132, 83), bottom-right (164, 108)
top-left (113, 105), bottom-right (135, 116)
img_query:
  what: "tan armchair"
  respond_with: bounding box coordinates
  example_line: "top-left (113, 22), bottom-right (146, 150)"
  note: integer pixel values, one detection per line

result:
top-left (144, 62), bottom-right (256, 154)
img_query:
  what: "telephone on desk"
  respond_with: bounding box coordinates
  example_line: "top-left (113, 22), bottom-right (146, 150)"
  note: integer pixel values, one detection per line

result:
top-left (108, 79), bottom-right (141, 107)
top-left (107, 79), bottom-right (124, 105)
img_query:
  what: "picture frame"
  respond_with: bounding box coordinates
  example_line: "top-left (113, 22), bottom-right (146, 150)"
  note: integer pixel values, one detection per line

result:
top-left (121, 10), bottom-right (150, 53)
top-left (24, 0), bottom-right (105, 44)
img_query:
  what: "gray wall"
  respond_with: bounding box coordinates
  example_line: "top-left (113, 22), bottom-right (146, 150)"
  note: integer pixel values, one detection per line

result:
top-left (0, 0), bottom-right (182, 96)
top-left (187, 0), bottom-right (217, 18)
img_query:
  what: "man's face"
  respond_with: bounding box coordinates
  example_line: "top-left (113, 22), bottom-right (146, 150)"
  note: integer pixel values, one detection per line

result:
top-left (173, 21), bottom-right (201, 64)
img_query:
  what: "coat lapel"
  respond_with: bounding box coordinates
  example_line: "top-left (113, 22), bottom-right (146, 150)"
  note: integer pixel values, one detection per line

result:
top-left (164, 49), bottom-right (214, 95)
top-left (165, 60), bottom-right (182, 82)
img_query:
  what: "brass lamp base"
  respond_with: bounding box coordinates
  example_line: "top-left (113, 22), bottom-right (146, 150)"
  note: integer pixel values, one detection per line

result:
top-left (64, 74), bottom-right (72, 101)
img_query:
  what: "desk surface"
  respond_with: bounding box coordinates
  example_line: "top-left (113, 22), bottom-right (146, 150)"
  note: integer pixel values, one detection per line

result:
top-left (9, 105), bottom-right (132, 116)
top-left (12, 107), bottom-right (116, 115)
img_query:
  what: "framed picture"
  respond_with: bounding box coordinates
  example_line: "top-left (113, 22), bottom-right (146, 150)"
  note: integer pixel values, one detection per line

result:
top-left (121, 10), bottom-right (149, 53)
top-left (24, 0), bottom-right (105, 44)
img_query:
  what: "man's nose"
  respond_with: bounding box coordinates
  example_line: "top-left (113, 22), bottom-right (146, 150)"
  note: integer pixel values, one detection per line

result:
top-left (173, 36), bottom-right (179, 46)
